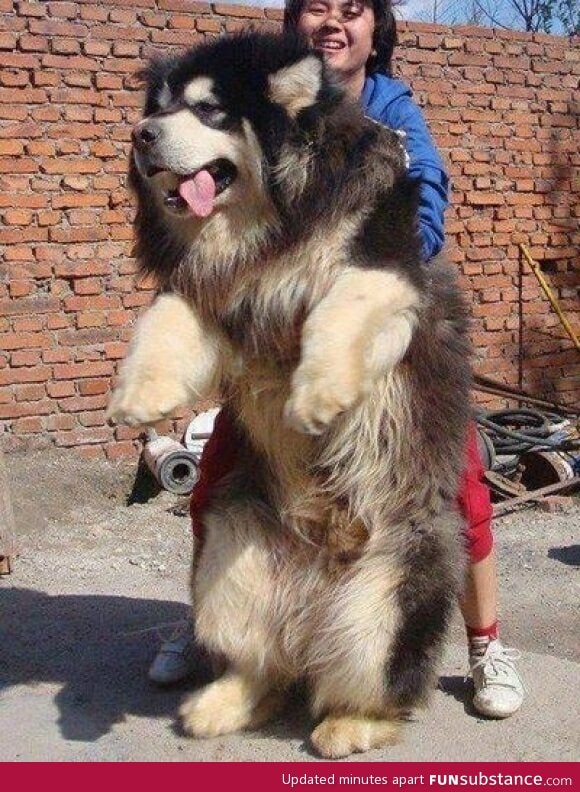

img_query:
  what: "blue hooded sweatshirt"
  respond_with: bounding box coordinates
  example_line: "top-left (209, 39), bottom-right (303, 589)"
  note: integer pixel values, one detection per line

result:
top-left (362, 74), bottom-right (449, 261)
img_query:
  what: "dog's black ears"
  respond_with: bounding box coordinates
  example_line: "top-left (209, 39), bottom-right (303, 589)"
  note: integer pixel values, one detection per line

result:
top-left (139, 56), bottom-right (178, 116)
top-left (268, 54), bottom-right (324, 118)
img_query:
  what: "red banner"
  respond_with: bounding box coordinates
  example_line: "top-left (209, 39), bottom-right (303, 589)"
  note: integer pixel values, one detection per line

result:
top-left (2, 762), bottom-right (579, 792)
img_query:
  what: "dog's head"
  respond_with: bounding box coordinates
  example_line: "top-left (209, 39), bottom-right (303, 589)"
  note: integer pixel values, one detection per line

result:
top-left (131, 31), bottom-right (343, 224)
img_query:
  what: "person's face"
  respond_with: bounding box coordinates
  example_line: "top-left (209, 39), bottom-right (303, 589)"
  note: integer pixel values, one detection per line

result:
top-left (297, 0), bottom-right (375, 82)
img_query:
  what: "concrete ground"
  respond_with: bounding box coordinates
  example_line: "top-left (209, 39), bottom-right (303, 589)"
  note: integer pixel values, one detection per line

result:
top-left (1, 449), bottom-right (578, 762)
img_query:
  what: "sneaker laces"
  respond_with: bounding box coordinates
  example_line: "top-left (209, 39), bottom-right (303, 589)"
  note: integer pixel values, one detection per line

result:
top-left (466, 644), bottom-right (527, 693)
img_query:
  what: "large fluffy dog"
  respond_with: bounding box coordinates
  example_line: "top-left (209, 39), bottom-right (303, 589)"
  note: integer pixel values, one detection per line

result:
top-left (108, 31), bottom-right (472, 757)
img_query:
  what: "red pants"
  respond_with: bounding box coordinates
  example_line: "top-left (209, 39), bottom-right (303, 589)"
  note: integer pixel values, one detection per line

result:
top-left (190, 412), bottom-right (493, 564)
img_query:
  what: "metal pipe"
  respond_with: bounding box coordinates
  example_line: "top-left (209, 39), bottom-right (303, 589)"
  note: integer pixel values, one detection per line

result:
top-left (473, 375), bottom-right (579, 418)
top-left (142, 433), bottom-right (200, 495)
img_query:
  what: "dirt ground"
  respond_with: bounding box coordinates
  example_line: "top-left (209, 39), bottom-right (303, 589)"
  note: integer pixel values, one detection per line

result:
top-left (1, 448), bottom-right (578, 762)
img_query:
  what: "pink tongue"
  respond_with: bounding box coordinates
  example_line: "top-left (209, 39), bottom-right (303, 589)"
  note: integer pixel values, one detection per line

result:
top-left (178, 170), bottom-right (216, 218)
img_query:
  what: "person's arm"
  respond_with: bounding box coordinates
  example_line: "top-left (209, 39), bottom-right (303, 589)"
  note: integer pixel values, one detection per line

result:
top-left (385, 95), bottom-right (449, 261)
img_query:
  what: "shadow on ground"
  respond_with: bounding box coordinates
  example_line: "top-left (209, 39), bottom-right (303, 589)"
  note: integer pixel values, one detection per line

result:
top-left (0, 588), bottom-right (204, 742)
top-left (0, 587), bottom-right (317, 751)
top-left (438, 675), bottom-right (478, 717)
top-left (548, 545), bottom-right (580, 567)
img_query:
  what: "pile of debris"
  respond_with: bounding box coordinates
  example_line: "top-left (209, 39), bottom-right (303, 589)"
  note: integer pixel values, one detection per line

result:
top-left (474, 376), bottom-right (579, 517)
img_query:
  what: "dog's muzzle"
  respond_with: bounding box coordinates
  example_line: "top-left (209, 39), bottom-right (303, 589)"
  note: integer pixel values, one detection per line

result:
top-left (133, 119), bottom-right (162, 151)
top-left (132, 121), bottom-right (166, 178)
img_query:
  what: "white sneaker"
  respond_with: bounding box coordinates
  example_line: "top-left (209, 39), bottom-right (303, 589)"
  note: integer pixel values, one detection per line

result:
top-left (468, 638), bottom-right (525, 718)
top-left (148, 622), bottom-right (194, 686)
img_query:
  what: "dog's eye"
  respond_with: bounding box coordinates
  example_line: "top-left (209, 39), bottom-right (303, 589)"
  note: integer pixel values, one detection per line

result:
top-left (190, 101), bottom-right (229, 127)
top-left (195, 102), bottom-right (221, 113)
top-left (195, 101), bottom-right (223, 116)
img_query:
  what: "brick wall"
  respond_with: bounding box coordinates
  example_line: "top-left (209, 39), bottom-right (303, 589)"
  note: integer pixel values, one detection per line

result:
top-left (0, 1), bottom-right (578, 458)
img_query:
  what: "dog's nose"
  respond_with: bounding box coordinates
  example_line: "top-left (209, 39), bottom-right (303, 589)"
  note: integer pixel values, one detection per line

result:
top-left (132, 121), bottom-right (161, 149)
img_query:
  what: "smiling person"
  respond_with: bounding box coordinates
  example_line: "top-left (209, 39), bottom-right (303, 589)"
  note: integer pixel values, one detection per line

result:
top-left (149, 0), bottom-right (525, 720)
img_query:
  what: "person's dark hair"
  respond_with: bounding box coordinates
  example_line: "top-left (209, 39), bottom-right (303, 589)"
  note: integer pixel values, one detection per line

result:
top-left (283, 0), bottom-right (398, 76)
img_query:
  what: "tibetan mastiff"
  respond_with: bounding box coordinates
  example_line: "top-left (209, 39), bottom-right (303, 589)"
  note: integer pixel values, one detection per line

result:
top-left (108, 31), bottom-right (471, 757)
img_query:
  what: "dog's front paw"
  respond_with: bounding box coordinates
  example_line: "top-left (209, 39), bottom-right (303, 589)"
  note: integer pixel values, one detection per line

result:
top-left (284, 366), bottom-right (363, 435)
top-left (106, 375), bottom-right (189, 426)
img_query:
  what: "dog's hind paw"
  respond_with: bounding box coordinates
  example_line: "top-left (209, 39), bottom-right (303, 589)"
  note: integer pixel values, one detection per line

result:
top-left (311, 714), bottom-right (400, 759)
top-left (180, 675), bottom-right (281, 738)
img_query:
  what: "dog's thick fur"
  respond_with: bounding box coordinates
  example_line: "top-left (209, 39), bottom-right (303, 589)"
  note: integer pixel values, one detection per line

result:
top-left (108, 31), bottom-right (472, 758)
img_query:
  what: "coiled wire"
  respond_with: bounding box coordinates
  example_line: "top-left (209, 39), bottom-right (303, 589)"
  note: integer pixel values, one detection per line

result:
top-left (475, 408), bottom-right (579, 455)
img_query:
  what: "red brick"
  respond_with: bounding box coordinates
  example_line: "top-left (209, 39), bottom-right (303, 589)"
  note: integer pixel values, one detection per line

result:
top-left (80, 5), bottom-right (108, 21)
top-left (0, 366), bottom-right (51, 386)
top-left (0, 87), bottom-right (47, 104)
top-left (3, 209), bottom-right (34, 225)
top-left (91, 141), bottom-right (118, 158)
top-left (29, 19), bottom-right (88, 37)
top-left (48, 2), bottom-right (78, 18)
top-left (53, 361), bottom-right (114, 380)
top-left (109, 8), bottom-right (137, 23)
top-left (59, 394), bottom-right (108, 413)
top-left (47, 380), bottom-right (76, 398)
top-left (51, 38), bottom-right (81, 55)
top-left (0, 70), bottom-right (30, 87)
top-left (105, 440), bottom-right (139, 460)
top-left (0, 140), bottom-right (24, 156)
top-left (0, 53), bottom-right (41, 69)
top-left (55, 427), bottom-right (110, 446)
top-left (43, 349), bottom-right (71, 363)
top-left (0, 106), bottom-right (29, 121)
top-left (213, 3), bottom-right (263, 17)
top-left (264, 8), bottom-right (283, 21)
top-left (0, 332), bottom-right (51, 351)
top-left (0, 400), bottom-right (53, 419)
top-left (10, 350), bottom-right (42, 367)
top-left (49, 227), bottom-right (109, 244)
top-left (47, 413), bottom-right (76, 431)
top-left (13, 316), bottom-right (43, 333)
top-left (13, 416), bottom-right (44, 434)
top-left (465, 192), bottom-right (505, 206)
top-left (140, 11), bottom-right (167, 27)
top-left (4, 247), bottom-right (35, 262)
top-left (158, 0), bottom-right (210, 11)
top-left (168, 13), bottom-right (197, 28)
top-left (16, 2), bottom-right (46, 17)
top-left (8, 281), bottom-right (34, 297)
top-left (79, 409), bottom-right (107, 427)
top-left (195, 17), bottom-right (221, 33)
top-left (15, 383), bottom-right (46, 401)
top-left (104, 342), bottom-right (129, 359)
top-left (150, 29), bottom-right (202, 45)
top-left (78, 378), bottom-right (109, 396)
top-left (19, 35), bottom-right (50, 52)
top-left (113, 41), bottom-right (139, 58)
